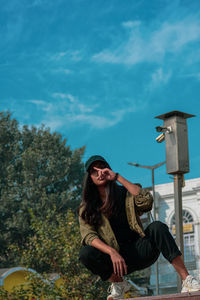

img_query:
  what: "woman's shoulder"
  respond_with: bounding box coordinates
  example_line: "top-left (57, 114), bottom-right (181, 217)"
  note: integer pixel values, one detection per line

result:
top-left (78, 202), bottom-right (85, 215)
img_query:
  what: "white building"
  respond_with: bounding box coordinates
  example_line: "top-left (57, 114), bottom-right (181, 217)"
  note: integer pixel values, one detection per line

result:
top-left (149, 177), bottom-right (200, 295)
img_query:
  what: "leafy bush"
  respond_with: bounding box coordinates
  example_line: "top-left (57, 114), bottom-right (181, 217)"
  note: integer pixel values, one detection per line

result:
top-left (6, 209), bottom-right (108, 299)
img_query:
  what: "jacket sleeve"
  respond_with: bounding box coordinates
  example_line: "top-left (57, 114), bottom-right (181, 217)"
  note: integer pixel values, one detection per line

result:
top-left (79, 207), bottom-right (100, 246)
top-left (134, 189), bottom-right (153, 215)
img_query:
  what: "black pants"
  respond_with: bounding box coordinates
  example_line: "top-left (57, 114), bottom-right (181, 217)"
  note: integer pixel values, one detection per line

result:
top-left (79, 221), bottom-right (181, 281)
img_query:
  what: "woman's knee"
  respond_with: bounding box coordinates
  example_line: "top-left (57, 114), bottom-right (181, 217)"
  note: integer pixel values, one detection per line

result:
top-left (79, 246), bottom-right (94, 264)
top-left (79, 245), bottom-right (102, 265)
top-left (79, 246), bottom-right (113, 280)
top-left (147, 221), bottom-right (169, 234)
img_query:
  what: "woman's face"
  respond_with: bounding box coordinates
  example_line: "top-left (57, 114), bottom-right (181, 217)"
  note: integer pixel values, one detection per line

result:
top-left (89, 161), bottom-right (109, 187)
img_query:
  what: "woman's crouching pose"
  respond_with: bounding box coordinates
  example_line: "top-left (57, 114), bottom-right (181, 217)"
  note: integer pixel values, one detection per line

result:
top-left (78, 155), bottom-right (200, 299)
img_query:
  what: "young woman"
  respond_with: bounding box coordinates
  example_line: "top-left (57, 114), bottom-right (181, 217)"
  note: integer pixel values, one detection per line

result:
top-left (78, 155), bottom-right (200, 299)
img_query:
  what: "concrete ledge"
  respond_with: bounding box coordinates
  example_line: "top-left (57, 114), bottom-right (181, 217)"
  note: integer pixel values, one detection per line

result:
top-left (123, 291), bottom-right (200, 300)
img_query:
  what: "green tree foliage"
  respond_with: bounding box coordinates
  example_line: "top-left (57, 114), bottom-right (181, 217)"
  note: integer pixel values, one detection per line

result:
top-left (4, 209), bottom-right (108, 300)
top-left (1, 208), bottom-right (150, 299)
top-left (0, 111), bottom-right (85, 267)
top-left (0, 111), bottom-right (150, 298)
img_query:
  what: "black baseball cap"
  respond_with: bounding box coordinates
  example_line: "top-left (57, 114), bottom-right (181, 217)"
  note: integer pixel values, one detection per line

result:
top-left (85, 155), bottom-right (110, 171)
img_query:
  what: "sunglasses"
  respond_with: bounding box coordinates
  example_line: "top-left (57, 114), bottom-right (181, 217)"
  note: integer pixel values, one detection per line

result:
top-left (89, 162), bottom-right (109, 177)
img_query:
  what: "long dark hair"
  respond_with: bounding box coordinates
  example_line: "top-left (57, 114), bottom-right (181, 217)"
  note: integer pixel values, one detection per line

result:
top-left (78, 171), bottom-right (122, 226)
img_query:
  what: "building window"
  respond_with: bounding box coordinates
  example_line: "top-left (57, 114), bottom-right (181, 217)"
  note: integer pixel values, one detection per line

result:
top-left (170, 210), bottom-right (196, 270)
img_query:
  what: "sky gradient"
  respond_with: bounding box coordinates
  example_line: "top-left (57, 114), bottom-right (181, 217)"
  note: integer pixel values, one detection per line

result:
top-left (1, 0), bottom-right (200, 187)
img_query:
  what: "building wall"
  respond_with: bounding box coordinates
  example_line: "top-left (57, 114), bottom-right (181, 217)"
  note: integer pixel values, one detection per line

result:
top-left (149, 177), bottom-right (200, 295)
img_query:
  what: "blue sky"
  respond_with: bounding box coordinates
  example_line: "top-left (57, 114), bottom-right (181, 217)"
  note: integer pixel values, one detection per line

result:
top-left (1, 0), bottom-right (200, 187)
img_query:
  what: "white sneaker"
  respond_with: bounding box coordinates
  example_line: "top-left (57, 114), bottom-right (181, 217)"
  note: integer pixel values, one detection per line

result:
top-left (107, 279), bottom-right (131, 300)
top-left (181, 275), bottom-right (200, 293)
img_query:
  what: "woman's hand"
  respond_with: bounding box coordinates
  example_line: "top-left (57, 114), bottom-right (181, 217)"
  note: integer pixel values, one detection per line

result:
top-left (109, 249), bottom-right (127, 277)
top-left (93, 167), bottom-right (116, 181)
top-left (91, 239), bottom-right (127, 278)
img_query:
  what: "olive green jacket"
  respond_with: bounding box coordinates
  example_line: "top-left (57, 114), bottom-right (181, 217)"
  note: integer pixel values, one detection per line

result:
top-left (79, 189), bottom-right (153, 252)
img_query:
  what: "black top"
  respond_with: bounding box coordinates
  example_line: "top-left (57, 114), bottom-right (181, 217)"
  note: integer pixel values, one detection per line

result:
top-left (109, 186), bottom-right (139, 247)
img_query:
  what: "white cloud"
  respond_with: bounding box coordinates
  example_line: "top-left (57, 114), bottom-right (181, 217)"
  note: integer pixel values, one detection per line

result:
top-left (61, 69), bottom-right (72, 74)
top-left (49, 52), bottom-right (68, 61)
top-left (66, 114), bottom-right (117, 129)
top-left (28, 99), bottom-right (53, 112)
top-left (152, 21), bottom-right (200, 53)
top-left (51, 68), bottom-right (73, 75)
top-left (122, 21), bottom-right (141, 28)
top-left (45, 105), bottom-right (138, 130)
top-left (151, 68), bottom-right (172, 86)
top-left (49, 50), bottom-right (83, 62)
top-left (40, 119), bottom-right (64, 131)
top-left (70, 50), bottom-right (83, 62)
top-left (52, 93), bottom-right (73, 101)
top-left (92, 18), bottom-right (200, 65)
top-left (29, 94), bottom-right (144, 130)
top-left (29, 99), bottom-right (46, 105)
top-left (52, 93), bottom-right (96, 113)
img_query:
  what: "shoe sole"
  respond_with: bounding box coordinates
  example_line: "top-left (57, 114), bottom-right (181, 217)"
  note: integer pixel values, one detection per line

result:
top-left (107, 289), bottom-right (131, 299)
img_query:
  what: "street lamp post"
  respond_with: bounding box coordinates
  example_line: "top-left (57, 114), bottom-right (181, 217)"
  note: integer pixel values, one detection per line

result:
top-left (128, 161), bottom-right (166, 295)
top-left (155, 111), bottom-right (195, 292)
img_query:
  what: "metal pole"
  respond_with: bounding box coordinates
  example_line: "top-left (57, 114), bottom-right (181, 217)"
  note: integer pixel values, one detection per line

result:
top-left (173, 174), bottom-right (184, 293)
top-left (152, 169), bottom-right (159, 295)
top-left (128, 161), bottom-right (165, 296)
top-left (152, 169), bottom-right (156, 220)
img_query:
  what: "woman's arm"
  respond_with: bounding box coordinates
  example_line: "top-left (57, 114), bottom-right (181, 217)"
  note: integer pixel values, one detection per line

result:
top-left (116, 174), bottom-right (140, 196)
top-left (79, 208), bottom-right (100, 245)
top-left (91, 238), bottom-right (115, 255)
top-left (94, 167), bottom-right (140, 196)
top-left (91, 238), bottom-right (127, 277)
